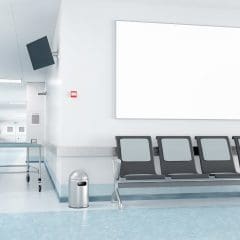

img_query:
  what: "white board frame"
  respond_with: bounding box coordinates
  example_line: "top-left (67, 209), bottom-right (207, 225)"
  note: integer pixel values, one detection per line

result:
top-left (115, 20), bottom-right (240, 120)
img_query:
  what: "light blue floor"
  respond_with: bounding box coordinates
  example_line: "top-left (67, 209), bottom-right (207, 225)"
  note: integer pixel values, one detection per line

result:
top-left (1, 205), bottom-right (240, 240)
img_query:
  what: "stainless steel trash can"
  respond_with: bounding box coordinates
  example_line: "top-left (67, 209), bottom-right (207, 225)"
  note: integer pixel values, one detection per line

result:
top-left (68, 170), bottom-right (89, 208)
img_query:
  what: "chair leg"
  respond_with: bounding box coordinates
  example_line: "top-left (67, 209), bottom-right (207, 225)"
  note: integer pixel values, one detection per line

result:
top-left (114, 183), bottom-right (123, 209)
top-left (111, 191), bottom-right (117, 203)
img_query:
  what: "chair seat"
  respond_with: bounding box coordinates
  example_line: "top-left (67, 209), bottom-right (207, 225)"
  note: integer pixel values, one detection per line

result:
top-left (169, 173), bottom-right (209, 179)
top-left (124, 174), bottom-right (165, 180)
top-left (211, 173), bottom-right (240, 179)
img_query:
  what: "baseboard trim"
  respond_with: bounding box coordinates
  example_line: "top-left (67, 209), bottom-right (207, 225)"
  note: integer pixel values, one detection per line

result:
top-left (58, 191), bottom-right (240, 203)
top-left (44, 161), bottom-right (61, 200)
top-left (59, 195), bottom-right (111, 203)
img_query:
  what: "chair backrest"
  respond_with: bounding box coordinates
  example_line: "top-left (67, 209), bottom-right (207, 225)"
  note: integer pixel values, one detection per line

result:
top-left (156, 136), bottom-right (197, 175)
top-left (195, 136), bottom-right (235, 174)
top-left (115, 136), bottom-right (156, 177)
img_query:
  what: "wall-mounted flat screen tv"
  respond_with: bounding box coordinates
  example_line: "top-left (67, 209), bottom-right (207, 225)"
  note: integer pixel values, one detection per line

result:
top-left (26, 36), bottom-right (55, 70)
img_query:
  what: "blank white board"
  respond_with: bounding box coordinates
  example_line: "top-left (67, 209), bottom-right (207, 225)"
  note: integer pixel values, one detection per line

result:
top-left (116, 21), bottom-right (240, 119)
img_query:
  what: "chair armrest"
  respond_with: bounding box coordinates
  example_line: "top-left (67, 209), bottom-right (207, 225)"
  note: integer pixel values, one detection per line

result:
top-left (113, 158), bottom-right (121, 181)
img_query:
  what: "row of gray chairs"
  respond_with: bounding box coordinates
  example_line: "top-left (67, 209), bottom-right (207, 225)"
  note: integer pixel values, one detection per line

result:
top-left (113, 136), bottom-right (240, 207)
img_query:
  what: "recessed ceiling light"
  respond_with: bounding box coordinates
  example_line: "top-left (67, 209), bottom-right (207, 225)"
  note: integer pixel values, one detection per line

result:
top-left (0, 79), bottom-right (22, 84)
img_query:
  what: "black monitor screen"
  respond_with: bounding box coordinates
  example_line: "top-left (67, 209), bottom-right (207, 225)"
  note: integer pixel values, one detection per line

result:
top-left (26, 36), bottom-right (55, 70)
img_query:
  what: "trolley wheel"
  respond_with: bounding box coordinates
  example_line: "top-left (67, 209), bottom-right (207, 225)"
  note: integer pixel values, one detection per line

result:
top-left (26, 174), bottom-right (30, 183)
top-left (38, 185), bottom-right (42, 192)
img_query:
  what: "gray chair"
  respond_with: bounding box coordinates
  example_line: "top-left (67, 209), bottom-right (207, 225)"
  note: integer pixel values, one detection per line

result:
top-left (116, 136), bottom-right (164, 180)
top-left (113, 136), bottom-right (164, 208)
top-left (156, 136), bottom-right (208, 179)
top-left (196, 136), bottom-right (240, 178)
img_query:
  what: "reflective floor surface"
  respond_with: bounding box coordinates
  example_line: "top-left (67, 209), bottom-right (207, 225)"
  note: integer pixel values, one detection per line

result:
top-left (1, 205), bottom-right (240, 240)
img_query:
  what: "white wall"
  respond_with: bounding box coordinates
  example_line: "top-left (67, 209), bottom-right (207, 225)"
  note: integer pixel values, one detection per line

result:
top-left (26, 82), bottom-right (45, 161)
top-left (45, 8), bottom-right (62, 146)
top-left (46, 0), bottom-right (240, 199)
top-left (45, 11), bottom-right (63, 196)
top-left (26, 83), bottom-right (45, 144)
top-left (58, 0), bottom-right (240, 147)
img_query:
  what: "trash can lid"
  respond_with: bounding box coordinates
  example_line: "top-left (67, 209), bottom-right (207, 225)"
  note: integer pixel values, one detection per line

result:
top-left (70, 170), bottom-right (88, 180)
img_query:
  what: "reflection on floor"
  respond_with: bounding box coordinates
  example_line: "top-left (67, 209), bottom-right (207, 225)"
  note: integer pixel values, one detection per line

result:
top-left (0, 164), bottom-right (117, 214)
top-left (1, 202), bottom-right (240, 239)
top-left (0, 164), bottom-right (67, 213)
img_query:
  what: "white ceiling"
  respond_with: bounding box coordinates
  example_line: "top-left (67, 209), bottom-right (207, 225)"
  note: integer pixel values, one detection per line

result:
top-left (0, 0), bottom-right (60, 83)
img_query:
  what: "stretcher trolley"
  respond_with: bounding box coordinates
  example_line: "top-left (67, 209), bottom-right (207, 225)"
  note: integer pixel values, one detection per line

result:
top-left (0, 142), bottom-right (42, 192)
